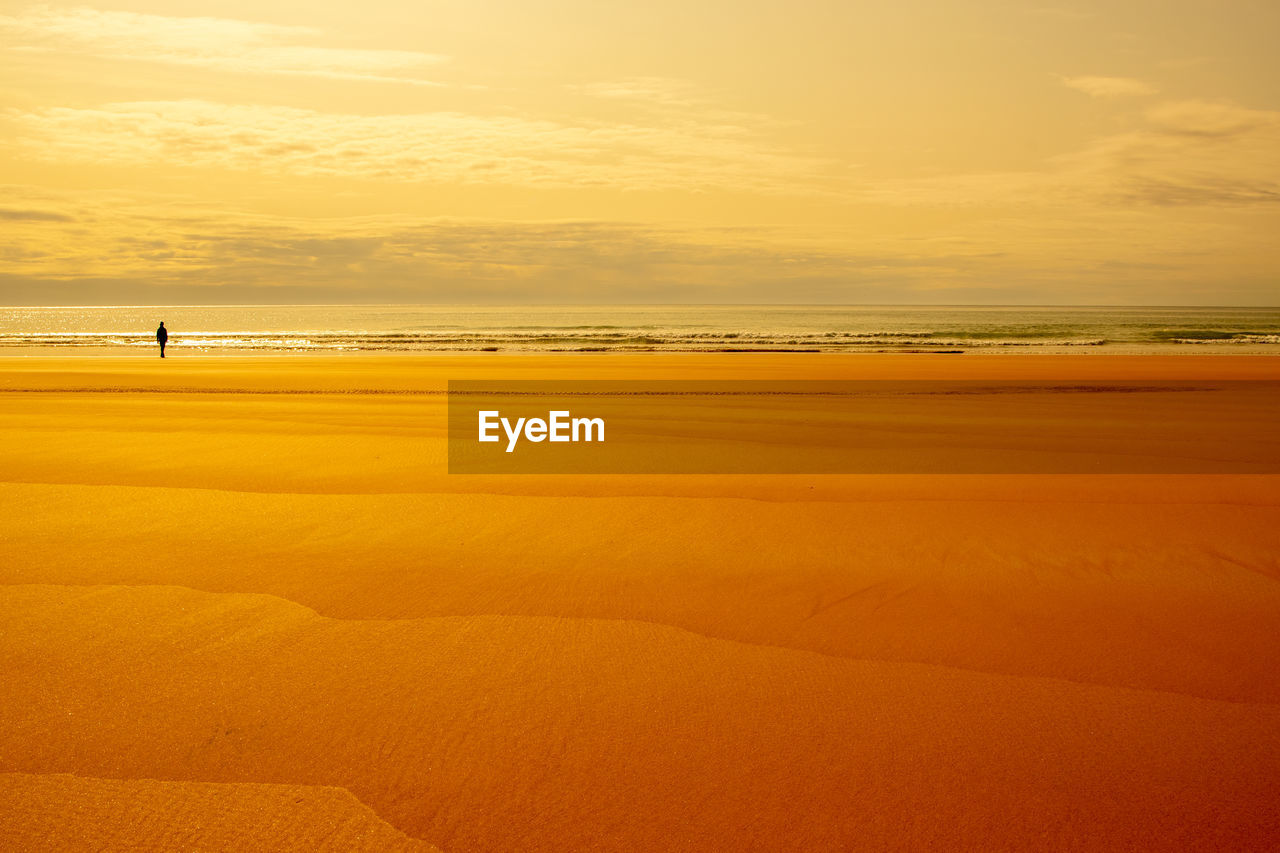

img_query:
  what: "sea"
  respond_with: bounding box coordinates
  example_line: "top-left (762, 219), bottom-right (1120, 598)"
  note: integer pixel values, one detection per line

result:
top-left (2, 305), bottom-right (1279, 354)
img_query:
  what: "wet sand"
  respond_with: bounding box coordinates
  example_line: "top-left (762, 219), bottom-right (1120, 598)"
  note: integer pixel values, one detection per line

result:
top-left (2, 354), bottom-right (1279, 851)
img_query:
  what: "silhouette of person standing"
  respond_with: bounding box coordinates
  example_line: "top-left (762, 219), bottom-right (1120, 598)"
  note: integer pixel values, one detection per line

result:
top-left (157, 322), bottom-right (168, 358)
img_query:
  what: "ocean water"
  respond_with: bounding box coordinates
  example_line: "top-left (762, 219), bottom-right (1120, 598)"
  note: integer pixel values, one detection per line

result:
top-left (1, 305), bottom-right (1279, 354)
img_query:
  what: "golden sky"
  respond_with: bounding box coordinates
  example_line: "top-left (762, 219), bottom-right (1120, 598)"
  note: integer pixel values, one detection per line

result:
top-left (2, 0), bottom-right (1278, 304)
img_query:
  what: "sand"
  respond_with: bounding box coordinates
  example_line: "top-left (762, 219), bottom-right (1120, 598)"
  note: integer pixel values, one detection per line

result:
top-left (2, 354), bottom-right (1279, 851)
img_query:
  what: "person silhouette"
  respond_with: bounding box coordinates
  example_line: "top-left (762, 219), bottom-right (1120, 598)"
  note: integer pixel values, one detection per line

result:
top-left (156, 322), bottom-right (168, 358)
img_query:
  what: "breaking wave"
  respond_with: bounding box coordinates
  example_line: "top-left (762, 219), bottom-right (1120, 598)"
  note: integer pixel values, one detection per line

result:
top-left (0, 330), bottom-right (1119, 352)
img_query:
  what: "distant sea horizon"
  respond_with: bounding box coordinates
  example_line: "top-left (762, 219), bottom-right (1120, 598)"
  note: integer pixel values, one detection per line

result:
top-left (3, 304), bottom-right (1279, 354)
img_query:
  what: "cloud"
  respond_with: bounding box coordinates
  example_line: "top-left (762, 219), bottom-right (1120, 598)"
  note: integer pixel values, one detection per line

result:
top-left (23, 94), bottom-right (1266, 214)
top-left (849, 98), bottom-right (1280, 210)
top-left (9, 99), bottom-right (836, 194)
top-left (0, 207), bottom-right (73, 222)
top-left (1060, 75), bottom-right (1157, 97)
top-left (3, 185), bottom-right (1275, 306)
top-left (1059, 101), bottom-right (1280, 206)
top-left (1113, 178), bottom-right (1280, 206)
top-left (0, 5), bottom-right (448, 85)
top-left (1143, 99), bottom-right (1276, 137)
top-left (0, 187), bottom-right (1038, 303)
top-left (576, 77), bottom-right (703, 106)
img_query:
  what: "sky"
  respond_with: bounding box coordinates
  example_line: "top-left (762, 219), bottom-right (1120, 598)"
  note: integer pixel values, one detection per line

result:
top-left (1, 0), bottom-right (1278, 305)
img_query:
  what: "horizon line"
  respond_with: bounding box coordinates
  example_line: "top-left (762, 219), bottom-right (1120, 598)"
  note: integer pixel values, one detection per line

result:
top-left (4, 303), bottom-right (1280, 310)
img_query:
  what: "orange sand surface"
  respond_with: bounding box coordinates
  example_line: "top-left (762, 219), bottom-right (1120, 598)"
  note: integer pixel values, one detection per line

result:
top-left (2, 354), bottom-right (1279, 851)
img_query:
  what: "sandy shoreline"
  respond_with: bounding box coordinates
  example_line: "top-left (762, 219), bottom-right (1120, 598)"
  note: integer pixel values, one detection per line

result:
top-left (2, 354), bottom-right (1279, 851)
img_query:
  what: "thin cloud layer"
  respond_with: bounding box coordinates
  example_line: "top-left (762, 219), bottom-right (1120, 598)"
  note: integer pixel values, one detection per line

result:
top-left (1143, 100), bottom-right (1277, 137)
top-left (2, 186), bottom-right (1273, 305)
top-left (576, 77), bottom-right (704, 106)
top-left (1060, 76), bottom-right (1157, 98)
top-left (852, 100), bottom-right (1280, 209)
top-left (1068, 101), bottom-right (1280, 206)
top-left (0, 5), bottom-right (448, 84)
top-left (0, 207), bottom-right (74, 222)
top-left (10, 99), bottom-right (836, 193)
top-left (0, 194), bottom-right (942, 296)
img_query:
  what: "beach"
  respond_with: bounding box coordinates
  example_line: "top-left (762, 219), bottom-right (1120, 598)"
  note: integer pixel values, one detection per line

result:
top-left (2, 353), bottom-right (1279, 851)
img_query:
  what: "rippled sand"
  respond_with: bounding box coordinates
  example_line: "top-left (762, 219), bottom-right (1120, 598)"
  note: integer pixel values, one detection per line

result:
top-left (2, 354), bottom-right (1279, 851)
